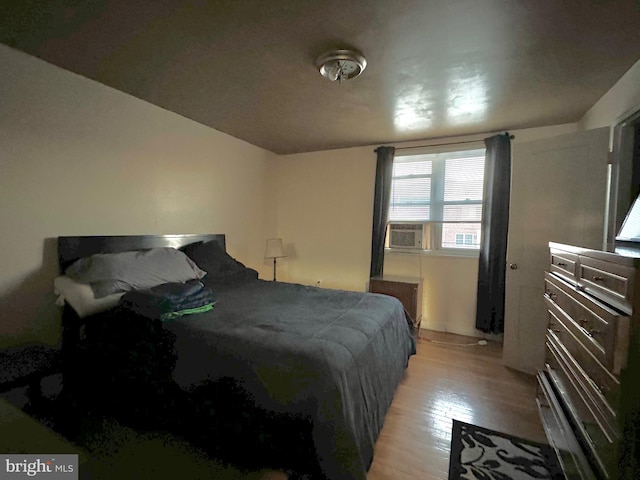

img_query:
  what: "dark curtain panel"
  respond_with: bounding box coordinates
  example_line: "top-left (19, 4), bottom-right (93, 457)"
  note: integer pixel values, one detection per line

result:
top-left (370, 146), bottom-right (395, 278)
top-left (475, 134), bottom-right (512, 333)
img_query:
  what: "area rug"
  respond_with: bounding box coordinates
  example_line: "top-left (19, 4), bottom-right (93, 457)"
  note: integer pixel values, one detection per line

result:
top-left (448, 420), bottom-right (564, 480)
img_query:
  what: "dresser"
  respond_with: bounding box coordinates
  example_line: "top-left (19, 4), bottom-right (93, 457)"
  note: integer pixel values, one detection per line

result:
top-left (369, 276), bottom-right (422, 334)
top-left (537, 242), bottom-right (640, 479)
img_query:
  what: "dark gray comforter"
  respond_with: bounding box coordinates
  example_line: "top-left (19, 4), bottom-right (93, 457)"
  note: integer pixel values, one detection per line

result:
top-left (164, 278), bottom-right (416, 480)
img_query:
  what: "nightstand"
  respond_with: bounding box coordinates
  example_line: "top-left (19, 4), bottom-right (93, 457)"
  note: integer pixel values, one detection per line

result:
top-left (369, 276), bottom-right (422, 335)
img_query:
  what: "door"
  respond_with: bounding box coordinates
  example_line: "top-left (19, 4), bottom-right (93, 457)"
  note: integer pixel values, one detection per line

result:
top-left (503, 128), bottom-right (609, 374)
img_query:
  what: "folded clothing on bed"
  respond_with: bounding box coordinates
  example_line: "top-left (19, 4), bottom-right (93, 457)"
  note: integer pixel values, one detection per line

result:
top-left (120, 280), bottom-right (217, 321)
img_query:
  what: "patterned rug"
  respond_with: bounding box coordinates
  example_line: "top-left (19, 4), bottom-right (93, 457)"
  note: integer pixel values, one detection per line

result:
top-left (448, 420), bottom-right (564, 480)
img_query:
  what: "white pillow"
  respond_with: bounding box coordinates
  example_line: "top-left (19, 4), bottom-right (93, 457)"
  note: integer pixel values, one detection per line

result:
top-left (54, 276), bottom-right (123, 318)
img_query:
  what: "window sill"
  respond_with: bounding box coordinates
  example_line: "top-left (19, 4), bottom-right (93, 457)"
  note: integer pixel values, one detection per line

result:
top-left (385, 247), bottom-right (480, 259)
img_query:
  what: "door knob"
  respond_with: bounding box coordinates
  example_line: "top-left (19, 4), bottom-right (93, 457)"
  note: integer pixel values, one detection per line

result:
top-left (509, 263), bottom-right (518, 270)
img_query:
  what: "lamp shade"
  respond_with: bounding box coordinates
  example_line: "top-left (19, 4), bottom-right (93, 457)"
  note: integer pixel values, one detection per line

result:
top-left (265, 238), bottom-right (285, 259)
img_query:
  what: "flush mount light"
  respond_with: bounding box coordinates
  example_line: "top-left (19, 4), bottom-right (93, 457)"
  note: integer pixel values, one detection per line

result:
top-left (315, 49), bottom-right (367, 83)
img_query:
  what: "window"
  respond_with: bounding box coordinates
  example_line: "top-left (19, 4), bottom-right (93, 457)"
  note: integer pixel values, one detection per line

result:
top-left (455, 233), bottom-right (476, 247)
top-left (388, 147), bottom-right (485, 251)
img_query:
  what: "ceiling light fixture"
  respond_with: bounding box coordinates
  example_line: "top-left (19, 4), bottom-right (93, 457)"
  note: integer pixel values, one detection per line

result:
top-left (315, 49), bottom-right (367, 83)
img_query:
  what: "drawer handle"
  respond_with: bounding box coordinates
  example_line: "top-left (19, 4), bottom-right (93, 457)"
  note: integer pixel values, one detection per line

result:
top-left (587, 328), bottom-right (601, 337)
top-left (556, 262), bottom-right (567, 267)
top-left (578, 319), bottom-right (589, 327)
top-left (592, 276), bottom-right (605, 282)
top-left (544, 291), bottom-right (557, 300)
top-left (548, 322), bottom-right (562, 333)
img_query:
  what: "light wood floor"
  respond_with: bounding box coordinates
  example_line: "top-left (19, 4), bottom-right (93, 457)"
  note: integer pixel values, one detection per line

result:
top-left (366, 331), bottom-right (546, 480)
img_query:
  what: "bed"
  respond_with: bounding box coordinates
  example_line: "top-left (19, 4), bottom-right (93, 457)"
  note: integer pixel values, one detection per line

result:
top-left (56, 234), bottom-right (416, 480)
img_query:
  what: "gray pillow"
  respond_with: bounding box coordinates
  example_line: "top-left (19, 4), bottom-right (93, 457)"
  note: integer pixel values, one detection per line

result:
top-left (65, 247), bottom-right (206, 298)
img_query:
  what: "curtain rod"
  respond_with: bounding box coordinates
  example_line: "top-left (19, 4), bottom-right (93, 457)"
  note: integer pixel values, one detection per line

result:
top-left (394, 133), bottom-right (515, 151)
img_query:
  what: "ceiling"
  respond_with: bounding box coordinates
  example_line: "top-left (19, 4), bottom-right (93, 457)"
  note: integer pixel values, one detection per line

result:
top-left (2, 0), bottom-right (640, 155)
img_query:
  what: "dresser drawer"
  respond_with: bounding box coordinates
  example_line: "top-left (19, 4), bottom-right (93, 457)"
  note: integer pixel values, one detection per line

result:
top-left (550, 249), bottom-right (579, 284)
top-left (537, 371), bottom-right (598, 480)
top-left (545, 303), bottom-right (620, 417)
top-left (545, 321), bottom-right (618, 432)
top-left (577, 256), bottom-right (635, 315)
top-left (544, 272), bottom-right (630, 374)
top-left (545, 337), bottom-right (616, 478)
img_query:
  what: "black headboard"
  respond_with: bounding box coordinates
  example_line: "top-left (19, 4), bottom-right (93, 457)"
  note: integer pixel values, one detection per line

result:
top-left (57, 234), bottom-right (226, 272)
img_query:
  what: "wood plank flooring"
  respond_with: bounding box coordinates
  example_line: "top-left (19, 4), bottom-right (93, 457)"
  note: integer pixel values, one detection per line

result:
top-left (367, 331), bottom-right (546, 480)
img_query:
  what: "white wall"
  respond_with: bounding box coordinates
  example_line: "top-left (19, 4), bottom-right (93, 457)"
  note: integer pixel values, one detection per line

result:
top-left (0, 46), bottom-right (278, 348)
top-left (275, 124), bottom-right (578, 338)
top-left (275, 146), bottom-right (375, 291)
top-left (579, 58), bottom-right (640, 130)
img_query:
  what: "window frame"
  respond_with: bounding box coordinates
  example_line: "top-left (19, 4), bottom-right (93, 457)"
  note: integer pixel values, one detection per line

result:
top-left (387, 143), bottom-right (486, 256)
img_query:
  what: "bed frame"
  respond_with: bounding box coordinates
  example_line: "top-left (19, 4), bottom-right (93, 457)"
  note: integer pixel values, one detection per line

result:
top-left (57, 233), bottom-right (225, 272)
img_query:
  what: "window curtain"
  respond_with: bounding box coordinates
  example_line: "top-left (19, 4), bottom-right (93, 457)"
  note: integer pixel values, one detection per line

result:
top-left (475, 134), bottom-right (512, 333)
top-left (370, 146), bottom-right (395, 278)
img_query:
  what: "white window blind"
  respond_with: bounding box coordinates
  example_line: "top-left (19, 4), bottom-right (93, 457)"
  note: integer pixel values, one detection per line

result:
top-left (389, 148), bottom-right (486, 250)
top-left (388, 158), bottom-right (432, 221)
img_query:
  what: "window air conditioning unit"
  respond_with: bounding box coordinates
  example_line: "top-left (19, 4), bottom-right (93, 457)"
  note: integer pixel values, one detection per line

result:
top-left (389, 223), bottom-right (424, 249)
